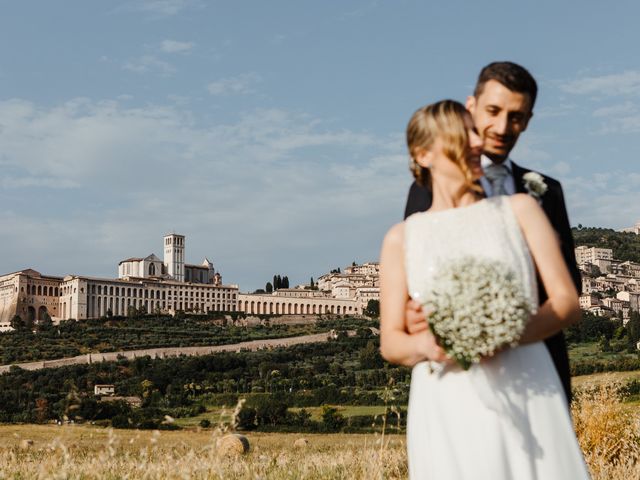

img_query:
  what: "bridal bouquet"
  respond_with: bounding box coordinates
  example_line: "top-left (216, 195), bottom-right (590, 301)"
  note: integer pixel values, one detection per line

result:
top-left (417, 256), bottom-right (531, 370)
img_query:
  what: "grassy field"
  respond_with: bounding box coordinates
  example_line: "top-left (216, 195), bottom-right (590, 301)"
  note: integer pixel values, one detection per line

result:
top-left (573, 370), bottom-right (640, 387)
top-left (568, 341), bottom-right (635, 362)
top-left (174, 405), bottom-right (392, 427)
top-left (0, 425), bottom-right (407, 479)
top-left (172, 371), bottom-right (640, 429)
top-left (1, 383), bottom-right (639, 479)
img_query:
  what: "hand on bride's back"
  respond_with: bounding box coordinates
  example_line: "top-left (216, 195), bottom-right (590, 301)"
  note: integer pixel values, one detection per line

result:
top-left (405, 299), bottom-right (450, 363)
top-left (406, 299), bottom-right (429, 334)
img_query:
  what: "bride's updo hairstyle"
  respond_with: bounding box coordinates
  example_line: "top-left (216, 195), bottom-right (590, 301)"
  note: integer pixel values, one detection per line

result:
top-left (407, 99), bottom-right (480, 193)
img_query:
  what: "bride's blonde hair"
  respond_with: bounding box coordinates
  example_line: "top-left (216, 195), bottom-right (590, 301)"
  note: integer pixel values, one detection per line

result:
top-left (407, 99), bottom-right (481, 194)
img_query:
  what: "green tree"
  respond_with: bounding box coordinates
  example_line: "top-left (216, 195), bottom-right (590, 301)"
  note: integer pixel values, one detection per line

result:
top-left (626, 312), bottom-right (640, 348)
top-left (249, 395), bottom-right (289, 426)
top-left (37, 312), bottom-right (53, 332)
top-left (310, 277), bottom-right (315, 289)
top-left (282, 276), bottom-right (289, 288)
top-left (359, 339), bottom-right (384, 369)
top-left (566, 312), bottom-right (615, 343)
top-left (321, 406), bottom-right (345, 432)
top-left (236, 406), bottom-right (257, 430)
top-left (265, 282), bottom-right (273, 293)
top-left (10, 315), bottom-right (25, 330)
top-left (364, 300), bottom-right (380, 318)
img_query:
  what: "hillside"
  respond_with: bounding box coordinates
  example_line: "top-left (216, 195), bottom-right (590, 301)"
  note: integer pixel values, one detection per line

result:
top-left (0, 315), bottom-right (343, 364)
top-left (572, 227), bottom-right (640, 263)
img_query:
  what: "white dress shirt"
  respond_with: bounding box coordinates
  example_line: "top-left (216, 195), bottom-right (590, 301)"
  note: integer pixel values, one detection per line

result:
top-left (480, 155), bottom-right (516, 197)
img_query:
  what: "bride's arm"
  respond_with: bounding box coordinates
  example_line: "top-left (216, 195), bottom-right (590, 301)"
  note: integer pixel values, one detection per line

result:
top-left (379, 223), bottom-right (447, 366)
top-left (510, 194), bottom-right (581, 344)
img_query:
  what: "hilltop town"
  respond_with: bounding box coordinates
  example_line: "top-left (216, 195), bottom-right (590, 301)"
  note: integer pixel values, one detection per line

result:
top-left (578, 245), bottom-right (639, 321)
top-left (0, 232), bottom-right (379, 330)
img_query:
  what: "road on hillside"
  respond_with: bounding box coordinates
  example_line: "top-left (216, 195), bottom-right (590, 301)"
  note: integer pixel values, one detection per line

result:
top-left (0, 329), bottom-right (378, 374)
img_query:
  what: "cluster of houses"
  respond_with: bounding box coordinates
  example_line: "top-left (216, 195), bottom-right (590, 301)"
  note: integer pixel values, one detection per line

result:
top-left (577, 246), bottom-right (640, 323)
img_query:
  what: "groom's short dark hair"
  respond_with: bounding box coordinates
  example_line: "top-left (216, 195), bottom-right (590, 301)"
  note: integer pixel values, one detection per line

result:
top-left (474, 62), bottom-right (538, 110)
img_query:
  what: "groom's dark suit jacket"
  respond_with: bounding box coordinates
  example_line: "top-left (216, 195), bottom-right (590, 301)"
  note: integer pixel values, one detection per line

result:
top-left (404, 161), bottom-right (581, 403)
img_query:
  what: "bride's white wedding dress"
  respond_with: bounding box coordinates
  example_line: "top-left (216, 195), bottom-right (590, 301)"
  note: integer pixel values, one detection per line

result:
top-left (404, 196), bottom-right (589, 479)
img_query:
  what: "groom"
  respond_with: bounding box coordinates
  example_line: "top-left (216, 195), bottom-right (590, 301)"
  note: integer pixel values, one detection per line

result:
top-left (404, 61), bottom-right (581, 403)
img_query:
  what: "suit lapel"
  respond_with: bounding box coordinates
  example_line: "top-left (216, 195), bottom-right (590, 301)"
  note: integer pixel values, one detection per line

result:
top-left (510, 161), bottom-right (528, 194)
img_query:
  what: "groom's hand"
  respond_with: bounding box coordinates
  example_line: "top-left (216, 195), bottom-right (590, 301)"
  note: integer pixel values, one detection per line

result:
top-left (406, 298), bottom-right (449, 362)
top-left (406, 299), bottom-right (429, 334)
top-left (422, 329), bottom-right (449, 363)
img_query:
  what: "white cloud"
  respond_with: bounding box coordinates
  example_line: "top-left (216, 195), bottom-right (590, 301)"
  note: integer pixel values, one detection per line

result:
top-left (0, 176), bottom-right (78, 189)
top-left (535, 104), bottom-right (575, 119)
top-left (589, 102), bottom-right (640, 134)
top-left (564, 171), bottom-right (640, 229)
top-left (510, 135), bottom-right (552, 170)
top-left (561, 71), bottom-right (640, 96)
top-left (123, 55), bottom-right (175, 75)
top-left (207, 73), bottom-right (261, 96)
top-left (592, 102), bottom-right (637, 117)
top-left (0, 98), bottom-right (407, 290)
top-left (160, 39), bottom-right (194, 53)
top-left (125, 0), bottom-right (201, 17)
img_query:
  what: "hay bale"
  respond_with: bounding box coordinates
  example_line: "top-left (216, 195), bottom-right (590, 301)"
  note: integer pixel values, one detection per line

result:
top-left (20, 439), bottom-right (34, 450)
top-left (293, 437), bottom-right (309, 448)
top-left (216, 434), bottom-right (250, 456)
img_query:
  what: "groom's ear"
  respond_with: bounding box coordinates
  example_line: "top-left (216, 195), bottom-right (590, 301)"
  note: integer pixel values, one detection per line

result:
top-left (465, 95), bottom-right (476, 114)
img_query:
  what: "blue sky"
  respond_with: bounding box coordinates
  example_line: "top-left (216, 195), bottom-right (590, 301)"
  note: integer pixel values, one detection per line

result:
top-left (1, 0), bottom-right (640, 291)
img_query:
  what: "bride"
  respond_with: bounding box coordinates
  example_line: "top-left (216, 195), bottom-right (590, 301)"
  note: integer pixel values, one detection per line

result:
top-left (379, 100), bottom-right (590, 479)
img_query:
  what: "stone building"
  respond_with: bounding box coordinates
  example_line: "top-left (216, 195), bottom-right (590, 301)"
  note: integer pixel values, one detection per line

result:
top-left (0, 269), bottom-right (63, 324)
top-left (575, 246), bottom-right (613, 265)
top-left (313, 262), bottom-right (380, 313)
top-left (0, 233), bottom-right (236, 324)
top-left (118, 234), bottom-right (220, 286)
top-left (238, 291), bottom-right (360, 316)
top-left (1, 238), bottom-right (382, 326)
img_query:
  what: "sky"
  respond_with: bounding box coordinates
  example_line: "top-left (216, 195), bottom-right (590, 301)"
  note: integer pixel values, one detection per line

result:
top-left (1, 0), bottom-right (640, 291)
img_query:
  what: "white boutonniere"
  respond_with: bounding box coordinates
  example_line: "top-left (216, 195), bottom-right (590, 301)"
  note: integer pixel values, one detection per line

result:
top-left (522, 172), bottom-right (548, 200)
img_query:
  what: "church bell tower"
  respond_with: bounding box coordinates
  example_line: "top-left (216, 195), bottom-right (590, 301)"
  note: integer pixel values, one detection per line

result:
top-left (164, 233), bottom-right (185, 282)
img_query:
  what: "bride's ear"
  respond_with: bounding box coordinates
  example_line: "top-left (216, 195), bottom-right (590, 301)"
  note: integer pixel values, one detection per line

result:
top-left (414, 148), bottom-right (433, 169)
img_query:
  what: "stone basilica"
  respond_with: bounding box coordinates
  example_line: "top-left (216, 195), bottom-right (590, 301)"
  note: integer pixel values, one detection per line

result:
top-left (0, 233), bottom-right (237, 327)
top-left (0, 234), bottom-right (379, 330)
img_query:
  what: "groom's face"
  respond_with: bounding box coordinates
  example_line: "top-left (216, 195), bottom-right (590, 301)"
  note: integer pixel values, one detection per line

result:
top-left (466, 79), bottom-right (533, 162)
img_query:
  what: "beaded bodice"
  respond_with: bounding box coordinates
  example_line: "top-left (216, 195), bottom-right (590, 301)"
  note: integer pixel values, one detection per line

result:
top-left (404, 196), bottom-right (538, 310)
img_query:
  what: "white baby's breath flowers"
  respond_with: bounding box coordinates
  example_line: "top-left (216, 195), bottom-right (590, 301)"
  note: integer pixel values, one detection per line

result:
top-left (522, 171), bottom-right (548, 199)
top-left (418, 256), bottom-right (531, 370)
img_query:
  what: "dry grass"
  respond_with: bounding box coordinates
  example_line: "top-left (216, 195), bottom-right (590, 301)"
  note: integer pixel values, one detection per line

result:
top-left (573, 370), bottom-right (640, 388)
top-left (572, 378), bottom-right (640, 479)
top-left (0, 425), bottom-right (407, 479)
top-left (1, 382), bottom-right (640, 479)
